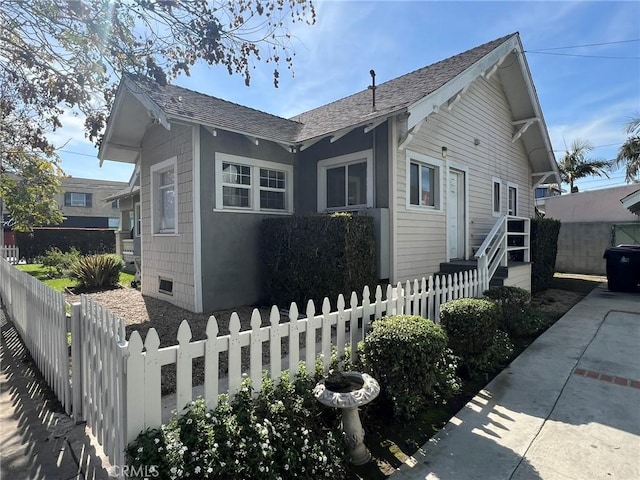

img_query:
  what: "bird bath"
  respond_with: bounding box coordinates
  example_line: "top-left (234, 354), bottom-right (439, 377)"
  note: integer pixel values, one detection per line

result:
top-left (313, 371), bottom-right (380, 465)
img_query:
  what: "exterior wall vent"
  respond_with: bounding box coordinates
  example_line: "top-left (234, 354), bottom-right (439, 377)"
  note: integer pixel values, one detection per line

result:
top-left (158, 277), bottom-right (173, 295)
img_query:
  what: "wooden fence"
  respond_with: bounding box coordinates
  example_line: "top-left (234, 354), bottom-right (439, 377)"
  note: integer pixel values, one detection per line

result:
top-left (0, 257), bottom-right (487, 472)
top-left (123, 268), bottom-right (486, 443)
top-left (0, 257), bottom-right (71, 413)
top-left (0, 245), bottom-right (20, 264)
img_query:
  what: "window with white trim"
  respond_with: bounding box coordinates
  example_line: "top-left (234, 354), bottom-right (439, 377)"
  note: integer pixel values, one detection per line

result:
top-left (492, 178), bottom-right (502, 216)
top-left (151, 157), bottom-right (178, 234)
top-left (406, 151), bottom-right (442, 211)
top-left (508, 183), bottom-right (518, 216)
top-left (64, 192), bottom-right (92, 207)
top-left (318, 150), bottom-right (373, 211)
top-left (215, 154), bottom-right (293, 213)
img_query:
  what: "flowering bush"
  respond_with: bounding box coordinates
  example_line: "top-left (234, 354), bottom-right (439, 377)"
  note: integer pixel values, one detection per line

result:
top-left (126, 366), bottom-right (346, 479)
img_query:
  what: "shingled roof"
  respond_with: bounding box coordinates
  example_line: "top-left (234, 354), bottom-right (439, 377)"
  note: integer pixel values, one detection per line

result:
top-left (126, 33), bottom-right (516, 145)
top-left (291, 33), bottom-right (516, 141)
top-left (128, 77), bottom-right (303, 143)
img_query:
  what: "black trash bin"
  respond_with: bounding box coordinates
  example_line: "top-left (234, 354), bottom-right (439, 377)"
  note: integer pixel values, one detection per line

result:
top-left (603, 244), bottom-right (640, 292)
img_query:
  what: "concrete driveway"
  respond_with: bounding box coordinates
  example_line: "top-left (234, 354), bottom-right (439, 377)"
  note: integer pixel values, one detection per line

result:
top-left (393, 285), bottom-right (640, 480)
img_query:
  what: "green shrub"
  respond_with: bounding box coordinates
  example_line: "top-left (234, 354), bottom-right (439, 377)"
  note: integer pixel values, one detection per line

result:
top-left (467, 330), bottom-right (514, 374)
top-left (38, 246), bottom-right (81, 277)
top-left (362, 315), bottom-right (460, 419)
top-left (261, 213), bottom-right (376, 309)
top-left (440, 298), bottom-right (500, 357)
top-left (70, 254), bottom-right (124, 289)
top-left (483, 286), bottom-right (532, 337)
top-left (126, 367), bottom-right (346, 479)
top-left (531, 218), bottom-right (561, 293)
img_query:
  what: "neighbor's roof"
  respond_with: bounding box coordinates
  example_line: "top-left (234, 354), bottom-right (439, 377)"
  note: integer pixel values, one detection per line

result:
top-left (621, 188), bottom-right (640, 215)
top-left (124, 33), bottom-right (516, 145)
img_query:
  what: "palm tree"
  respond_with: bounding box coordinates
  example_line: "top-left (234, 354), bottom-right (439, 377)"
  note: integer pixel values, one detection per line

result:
top-left (614, 117), bottom-right (640, 182)
top-left (557, 139), bottom-right (611, 193)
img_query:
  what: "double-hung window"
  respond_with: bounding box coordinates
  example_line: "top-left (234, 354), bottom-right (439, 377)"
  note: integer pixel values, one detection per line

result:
top-left (151, 157), bottom-right (178, 234)
top-left (215, 153), bottom-right (293, 213)
top-left (318, 150), bottom-right (373, 211)
top-left (64, 192), bottom-right (92, 207)
top-left (406, 151), bottom-right (442, 211)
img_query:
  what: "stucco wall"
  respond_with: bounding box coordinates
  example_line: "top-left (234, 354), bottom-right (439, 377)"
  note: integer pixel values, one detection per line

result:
top-left (198, 127), bottom-right (295, 311)
top-left (296, 123), bottom-right (389, 214)
top-left (555, 222), bottom-right (612, 275)
top-left (394, 73), bottom-right (533, 283)
top-left (544, 185), bottom-right (640, 223)
top-left (140, 123), bottom-right (196, 311)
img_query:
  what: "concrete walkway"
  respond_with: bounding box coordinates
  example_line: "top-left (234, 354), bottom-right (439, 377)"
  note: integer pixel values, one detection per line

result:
top-left (0, 306), bottom-right (111, 480)
top-left (393, 284), bottom-right (640, 479)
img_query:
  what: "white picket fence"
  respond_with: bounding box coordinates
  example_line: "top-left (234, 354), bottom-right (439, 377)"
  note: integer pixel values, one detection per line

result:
top-left (0, 257), bottom-right (71, 413)
top-left (71, 297), bottom-right (128, 471)
top-left (122, 268), bottom-right (487, 444)
top-left (1, 245), bottom-right (20, 264)
top-left (0, 256), bottom-right (487, 474)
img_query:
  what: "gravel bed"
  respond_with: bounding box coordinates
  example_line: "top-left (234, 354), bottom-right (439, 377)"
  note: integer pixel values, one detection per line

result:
top-left (66, 287), bottom-right (296, 395)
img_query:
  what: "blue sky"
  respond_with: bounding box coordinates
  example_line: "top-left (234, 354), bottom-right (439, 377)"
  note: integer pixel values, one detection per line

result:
top-left (52, 1), bottom-right (640, 192)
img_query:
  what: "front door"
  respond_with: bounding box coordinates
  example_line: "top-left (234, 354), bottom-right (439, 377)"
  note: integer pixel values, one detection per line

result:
top-left (447, 169), bottom-right (466, 260)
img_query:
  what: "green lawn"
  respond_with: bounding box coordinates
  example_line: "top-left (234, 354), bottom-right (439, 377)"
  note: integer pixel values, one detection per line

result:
top-left (16, 263), bottom-right (135, 292)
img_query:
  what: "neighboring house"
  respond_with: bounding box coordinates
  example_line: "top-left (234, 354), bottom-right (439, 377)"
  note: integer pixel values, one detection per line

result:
top-left (544, 185), bottom-right (640, 275)
top-left (99, 32), bottom-right (560, 313)
top-left (104, 168), bottom-right (142, 267)
top-left (57, 176), bottom-right (128, 228)
top-left (534, 183), bottom-right (561, 216)
top-left (621, 188), bottom-right (640, 216)
top-left (2, 176), bottom-right (126, 244)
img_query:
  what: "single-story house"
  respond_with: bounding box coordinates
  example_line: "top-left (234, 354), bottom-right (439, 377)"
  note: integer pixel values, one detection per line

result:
top-left (99, 32), bottom-right (560, 313)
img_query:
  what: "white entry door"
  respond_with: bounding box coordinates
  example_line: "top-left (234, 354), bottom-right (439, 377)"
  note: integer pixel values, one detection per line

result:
top-left (447, 169), bottom-right (466, 260)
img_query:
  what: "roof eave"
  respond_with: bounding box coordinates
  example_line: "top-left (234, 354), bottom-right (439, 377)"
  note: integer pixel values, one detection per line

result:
top-left (406, 35), bottom-right (520, 130)
top-left (621, 188), bottom-right (640, 215)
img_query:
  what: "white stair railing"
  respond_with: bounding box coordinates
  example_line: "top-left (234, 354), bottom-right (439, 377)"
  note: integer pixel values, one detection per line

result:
top-left (474, 215), bottom-right (531, 291)
top-left (475, 215), bottom-right (508, 291)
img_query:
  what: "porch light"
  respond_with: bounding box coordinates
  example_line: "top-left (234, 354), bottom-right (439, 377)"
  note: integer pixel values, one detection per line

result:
top-left (441, 146), bottom-right (448, 158)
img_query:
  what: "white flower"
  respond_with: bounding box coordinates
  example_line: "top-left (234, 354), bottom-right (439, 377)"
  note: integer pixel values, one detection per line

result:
top-left (207, 467), bottom-right (213, 473)
top-left (154, 438), bottom-right (160, 444)
top-left (194, 466), bottom-right (201, 474)
top-left (186, 418), bottom-right (193, 425)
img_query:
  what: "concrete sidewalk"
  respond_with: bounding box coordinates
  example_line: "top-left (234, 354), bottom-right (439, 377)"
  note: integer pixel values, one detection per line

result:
top-left (393, 284), bottom-right (640, 479)
top-left (0, 307), bottom-right (111, 480)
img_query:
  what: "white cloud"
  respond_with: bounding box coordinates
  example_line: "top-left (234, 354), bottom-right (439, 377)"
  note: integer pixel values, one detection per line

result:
top-left (547, 99), bottom-right (634, 159)
top-left (47, 110), bottom-right (93, 150)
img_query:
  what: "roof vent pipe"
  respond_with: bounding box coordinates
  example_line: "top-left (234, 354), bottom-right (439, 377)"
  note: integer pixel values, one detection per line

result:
top-left (368, 69), bottom-right (376, 112)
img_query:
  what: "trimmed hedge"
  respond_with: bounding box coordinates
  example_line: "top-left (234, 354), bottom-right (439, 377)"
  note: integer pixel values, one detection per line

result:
top-left (362, 315), bottom-right (459, 419)
top-left (16, 228), bottom-right (116, 260)
top-left (260, 213), bottom-right (376, 308)
top-left (483, 286), bottom-right (531, 337)
top-left (440, 298), bottom-right (500, 357)
top-left (531, 218), bottom-right (561, 293)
